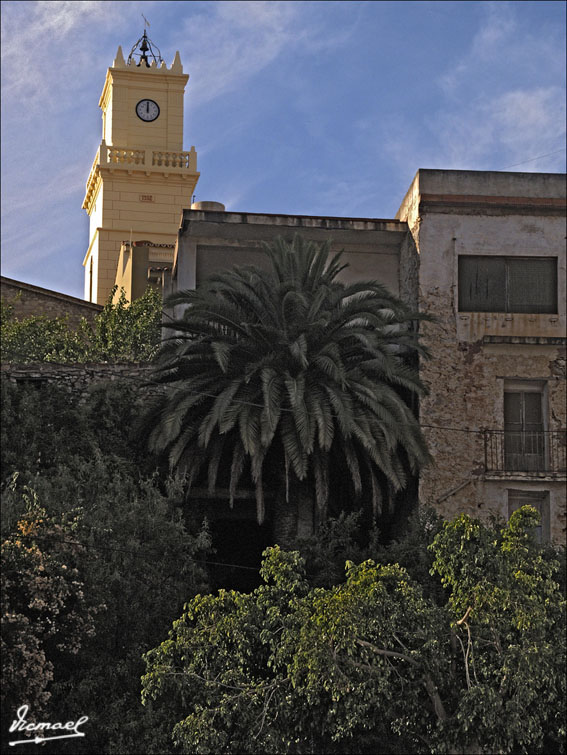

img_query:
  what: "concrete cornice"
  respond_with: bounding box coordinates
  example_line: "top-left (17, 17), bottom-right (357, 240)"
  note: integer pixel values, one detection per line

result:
top-left (419, 193), bottom-right (566, 216)
top-left (183, 209), bottom-right (407, 233)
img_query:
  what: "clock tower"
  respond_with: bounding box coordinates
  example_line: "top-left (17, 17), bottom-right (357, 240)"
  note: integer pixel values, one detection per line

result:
top-left (82, 32), bottom-right (199, 304)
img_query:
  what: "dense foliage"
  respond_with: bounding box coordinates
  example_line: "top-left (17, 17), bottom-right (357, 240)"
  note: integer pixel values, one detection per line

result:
top-left (1, 488), bottom-right (97, 735)
top-left (146, 235), bottom-right (430, 531)
top-left (1, 379), bottom-right (211, 753)
top-left (2, 243), bottom-right (564, 754)
top-left (1, 286), bottom-right (162, 363)
top-left (143, 511), bottom-right (566, 755)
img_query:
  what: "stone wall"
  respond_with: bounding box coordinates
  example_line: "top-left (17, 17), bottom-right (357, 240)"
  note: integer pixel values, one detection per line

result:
top-left (0, 362), bottom-right (162, 401)
top-left (1, 277), bottom-right (102, 328)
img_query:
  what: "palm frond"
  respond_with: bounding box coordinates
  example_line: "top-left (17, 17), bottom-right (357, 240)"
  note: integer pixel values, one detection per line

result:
top-left (145, 233), bottom-right (432, 527)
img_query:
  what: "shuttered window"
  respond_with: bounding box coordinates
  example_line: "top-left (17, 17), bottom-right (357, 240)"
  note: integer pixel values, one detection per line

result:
top-left (504, 389), bottom-right (545, 471)
top-left (458, 256), bottom-right (557, 313)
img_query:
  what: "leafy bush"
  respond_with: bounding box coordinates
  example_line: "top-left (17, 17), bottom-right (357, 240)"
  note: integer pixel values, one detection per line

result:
top-left (1, 286), bottom-right (162, 364)
top-left (143, 511), bottom-right (566, 754)
top-left (1, 378), bottom-right (211, 753)
top-left (1, 487), bottom-right (97, 738)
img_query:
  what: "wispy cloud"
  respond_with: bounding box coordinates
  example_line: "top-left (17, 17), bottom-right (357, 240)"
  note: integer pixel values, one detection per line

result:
top-left (0, 0), bottom-right (156, 111)
top-left (441, 1), bottom-right (564, 96)
top-left (383, 1), bottom-right (566, 175)
top-left (440, 2), bottom-right (517, 95)
top-left (173, 0), bottom-right (358, 108)
top-left (2, 1), bottom-right (104, 106)
top-left (169, 1), bottom-right (298, 107)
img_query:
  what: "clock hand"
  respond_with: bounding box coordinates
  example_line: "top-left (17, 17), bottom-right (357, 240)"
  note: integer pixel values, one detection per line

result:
top-left (146, 102), bottom-right (149, 114)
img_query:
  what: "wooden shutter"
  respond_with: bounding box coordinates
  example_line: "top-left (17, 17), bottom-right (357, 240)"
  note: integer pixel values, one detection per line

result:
top-left (507, 258), bottom-right (557, 314)
top-left (458, 256), bottom-right (506, 312)
top-left (504, 391), bottom-right (545, 471)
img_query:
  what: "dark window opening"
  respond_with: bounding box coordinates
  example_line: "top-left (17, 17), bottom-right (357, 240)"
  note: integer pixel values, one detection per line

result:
top-left (458, 256), bottom-right (557, 313)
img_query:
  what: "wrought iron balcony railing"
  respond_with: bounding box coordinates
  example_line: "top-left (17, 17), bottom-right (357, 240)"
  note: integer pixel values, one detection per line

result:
top-left (484, 430), bottom-right (567, 474)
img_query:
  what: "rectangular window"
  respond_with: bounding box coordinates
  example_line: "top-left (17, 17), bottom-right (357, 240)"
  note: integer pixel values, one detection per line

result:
top-left (458, 256), bottom-right (557, 313)
top-left (504, 384), bottom-right (546, 472)
top-left (507, 489), bottom-right (550, 543)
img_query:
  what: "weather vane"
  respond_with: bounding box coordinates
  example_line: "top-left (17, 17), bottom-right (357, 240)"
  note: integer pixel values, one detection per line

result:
top-left (142, 14), bottom-right (150, 29)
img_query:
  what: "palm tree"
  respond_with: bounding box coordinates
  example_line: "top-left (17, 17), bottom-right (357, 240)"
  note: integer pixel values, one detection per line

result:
top-left (145, 235), bottom-right (430, 534)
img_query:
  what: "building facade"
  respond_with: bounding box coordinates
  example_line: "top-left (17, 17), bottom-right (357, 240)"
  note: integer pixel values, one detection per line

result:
top-left (396, 170), bottom-right (566, 542)
top-left (76, 35), bottom-right (565, 542)
top-left (168, 170), bottom-right (566, 542)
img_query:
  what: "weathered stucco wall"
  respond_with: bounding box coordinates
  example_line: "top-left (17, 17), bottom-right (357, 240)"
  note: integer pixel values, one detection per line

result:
top-left (405, 183), bottom-right (566, 543)
top-left (173, 211), bottom-right (408, 297)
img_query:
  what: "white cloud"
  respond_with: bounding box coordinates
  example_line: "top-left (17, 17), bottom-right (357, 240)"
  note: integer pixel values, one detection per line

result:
top-left (440, 0), bottom-right (565, 96)
top-left (169, 1), bottom-right (297, 107)
top-left (382, 2), bottom-right (566, 175)
top-left (171, 0), bottom-right (358, 109)
top-left (0, 0), bottom-right (153, 110)
top-left (470, 1), bottom-right (515, 54)
top-left (486, 87), bottom-right (566, 162)
top-left (441, 1), bottom-right (517, 94)
top-left (2, 1), bottom-right (101, 101)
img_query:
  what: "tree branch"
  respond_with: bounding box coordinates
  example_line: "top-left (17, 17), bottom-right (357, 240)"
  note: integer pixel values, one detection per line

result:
top-left (355, 638), bottom-right (448, 722)
top-left (356, 638), bottom-right (419, 666)
top-left (457, 605), bottom-right (473, 626)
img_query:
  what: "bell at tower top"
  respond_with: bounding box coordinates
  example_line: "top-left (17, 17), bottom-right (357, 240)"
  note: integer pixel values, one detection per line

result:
top-left (109, 39), bottom-right (184, 74)
top-left (127, 29), bottom-right (163, 68)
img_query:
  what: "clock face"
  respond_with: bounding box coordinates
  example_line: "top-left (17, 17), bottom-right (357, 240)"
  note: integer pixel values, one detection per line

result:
top-left (135, 99), bottom-right (160, 122)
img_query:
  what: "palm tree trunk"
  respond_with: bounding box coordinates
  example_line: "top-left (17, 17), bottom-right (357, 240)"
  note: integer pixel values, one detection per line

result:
top-left (272, 479), bottom-right (314, 548)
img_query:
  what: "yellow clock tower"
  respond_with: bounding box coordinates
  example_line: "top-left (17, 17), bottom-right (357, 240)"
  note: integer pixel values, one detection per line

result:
top-left (82, 32), bottom-right (199, 304)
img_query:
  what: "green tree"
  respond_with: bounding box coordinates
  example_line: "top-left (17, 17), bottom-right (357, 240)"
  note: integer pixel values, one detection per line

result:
top-left (85, 286), bottom-right (163, 362)
top-left (146, 236), bottom-right (430, 534)
top-left (1, 378), bottom-right (157, 479)
top-left (142, 509), bottom-right (566, 754)
top-left (0, 300), bottom-right (87, 363)
top-left (1, 285), bottom-right (162, 364)
top-left (1, 488), bottom-right (97, 741)
top-left (1, 379), bottom-right (211, 754)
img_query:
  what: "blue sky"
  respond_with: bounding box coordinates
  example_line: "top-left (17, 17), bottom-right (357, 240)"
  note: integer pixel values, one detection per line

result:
top-left (1, 0), bottom-right (565, 299)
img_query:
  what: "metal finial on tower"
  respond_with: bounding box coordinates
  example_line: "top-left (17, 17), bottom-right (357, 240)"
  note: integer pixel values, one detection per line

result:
top-left (127, 24), bottom-right (163, 68)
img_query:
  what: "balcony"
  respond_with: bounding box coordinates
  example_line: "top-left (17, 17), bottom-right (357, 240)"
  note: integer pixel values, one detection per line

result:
top-left (103, 142), bottom-right (197, 172)
top-left (484, 430), bottom-right (566, 476)
top-left (82, 140), bottom-right (198, 212)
